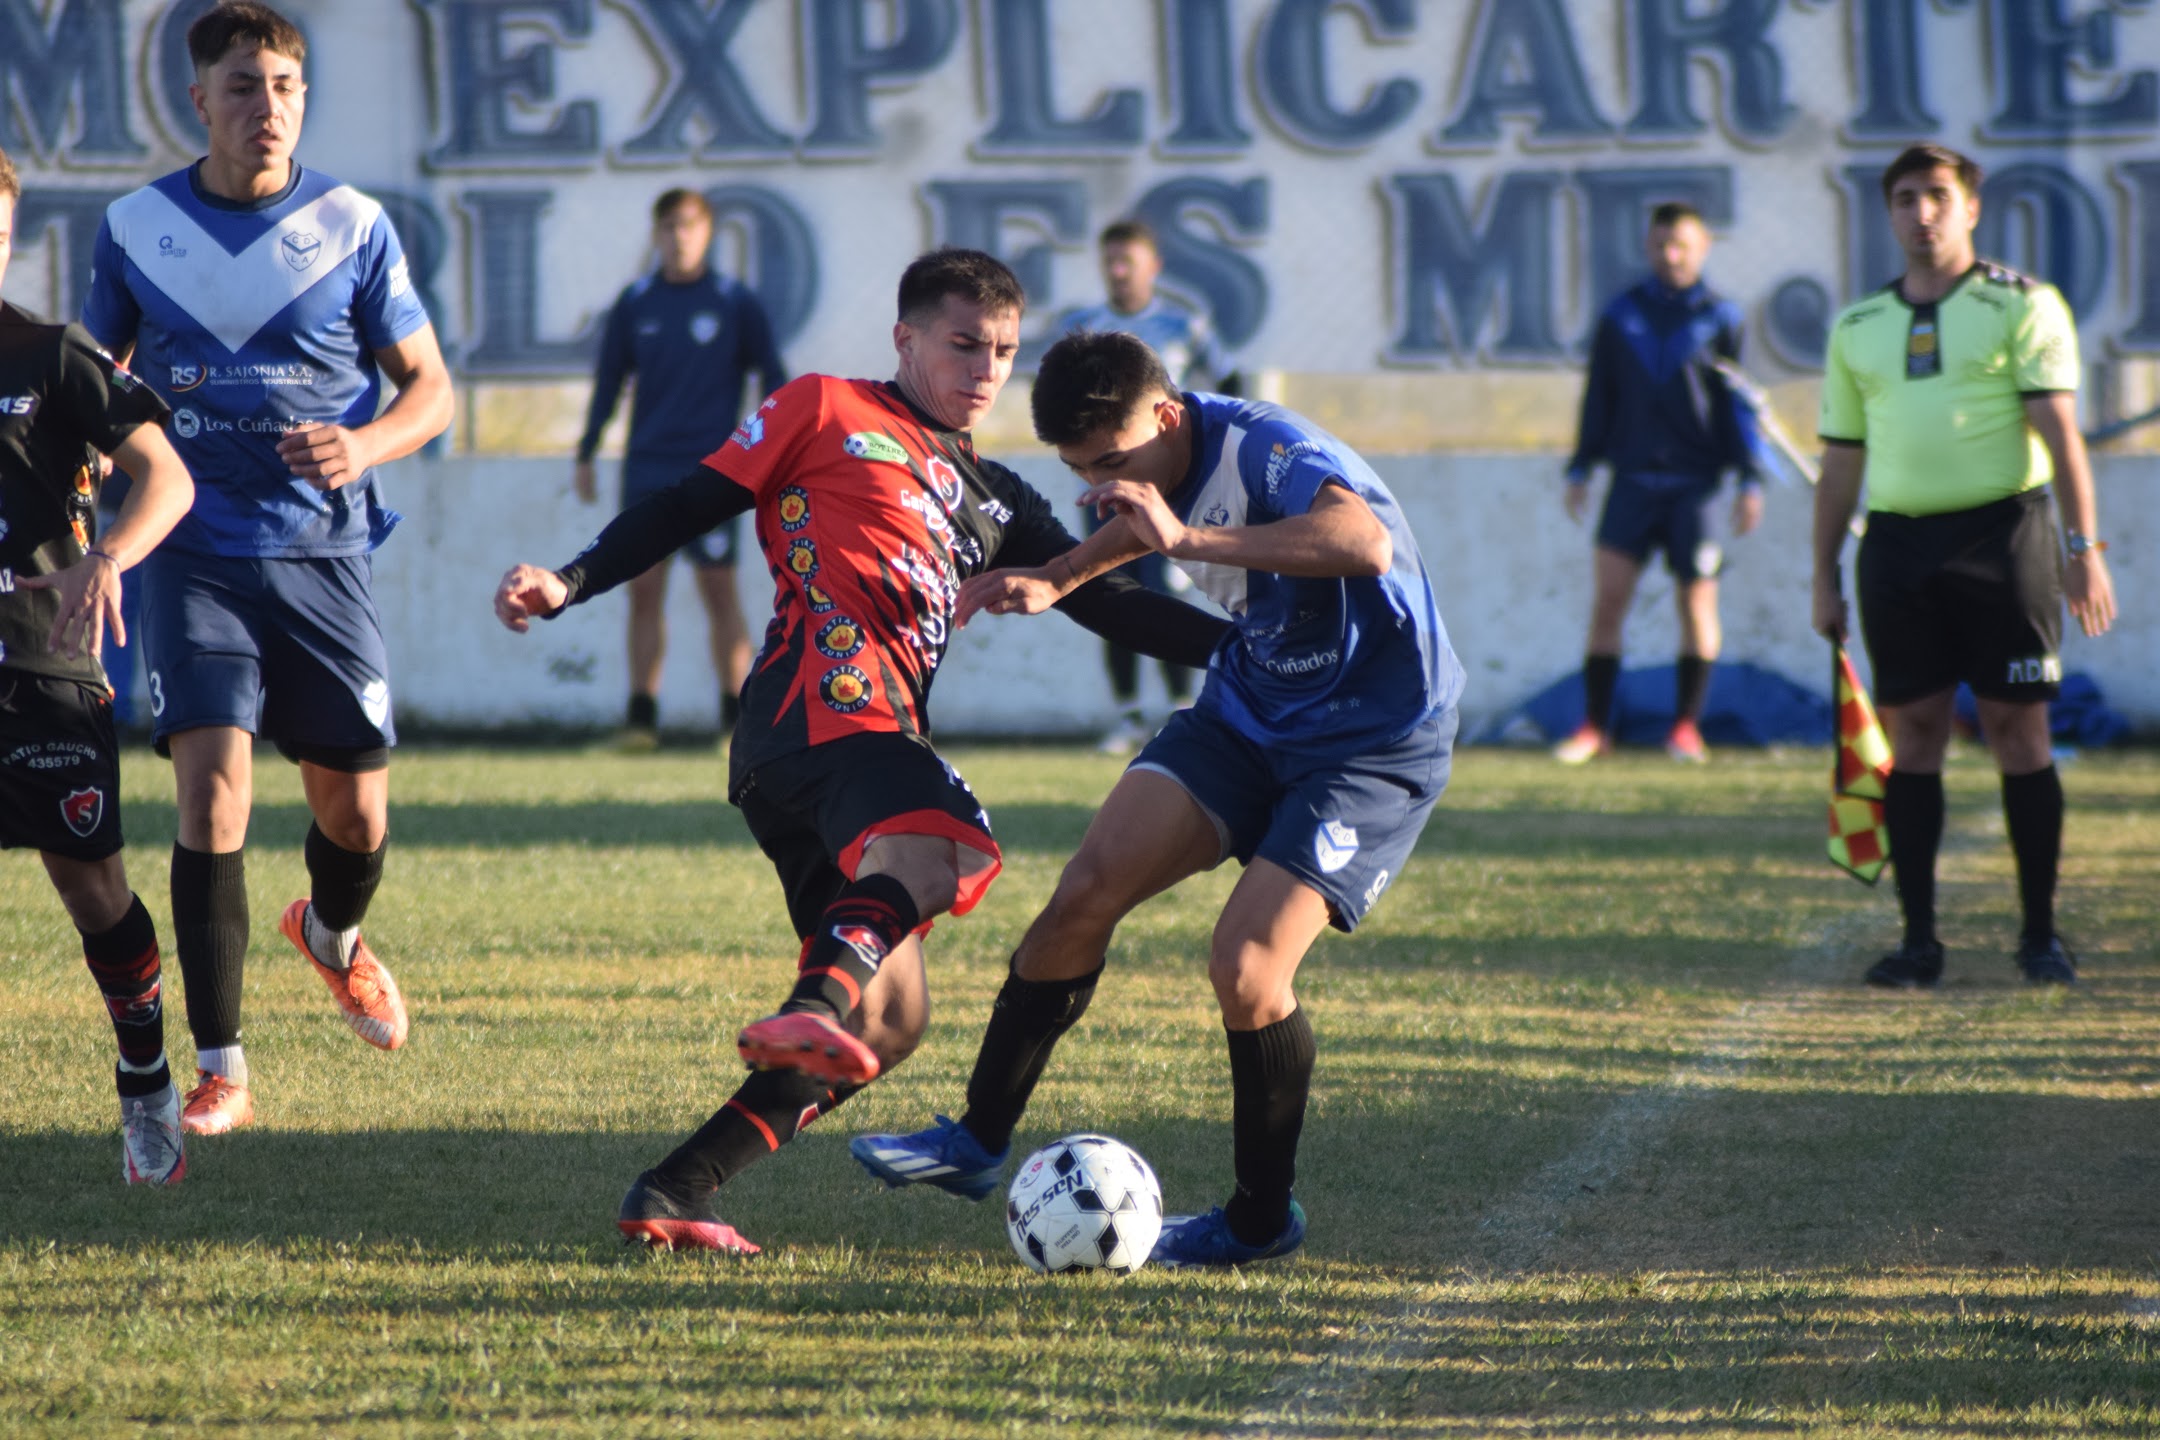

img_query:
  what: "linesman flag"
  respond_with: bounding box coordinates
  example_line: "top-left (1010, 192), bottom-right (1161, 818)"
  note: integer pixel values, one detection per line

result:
top-left (1828, 645), bottom-right (1894, 884)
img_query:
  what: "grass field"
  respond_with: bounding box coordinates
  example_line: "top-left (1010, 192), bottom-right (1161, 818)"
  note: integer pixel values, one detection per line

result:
top-left (2, 742), bottom-right (2156, 1438)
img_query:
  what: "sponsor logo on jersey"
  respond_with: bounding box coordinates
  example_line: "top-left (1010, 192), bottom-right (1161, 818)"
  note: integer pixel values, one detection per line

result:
top-left (172, 408), bottom-right (201, 439)
top-left (925, 455), bottom-right (964, 509)
top-left (844, 431), bottom-right (911, 465)
top-left (281, 231), bottom-right (324, 272)
top-left (4, 739), bottom-right (97, 769)
top-left (388, 258), bottom-right (412, 299)
top-left (830, 924), bottom-right (887, 969)
top-left (169, 363), bottom-right (204, 391)
top-left (165, 361), bottom-right (317, 390)
top-left (690, 312), bottom-right (721, 345)
top-left (360, 678), bottom-right (391, 729)
top-left (978, 498), bottom-right (1013, 524)
top-left (0, 569), bottom-right (13, 593)
top-left (820, 665), bottom-right (873, 713)
top-left (805, 581), bottom-right (837, 613)
top-left (777, 486), bottom-right (811, 531)
top-left (156, 235), bottom-right (187, 259)
top-left (60, 787), bottom-right (105, 839)
top-left (1261, 647), bottom-right (1341, 677)
top-left (0, 395), bottom-right (35, 417)
top-left (815, 616), bottom-right (865, 659)
top-left (731, 414), bottom-right (766, 450)
top-left (1314, 820), bottom-right (1359, 874)
top-left (2007, 655), bottom-right (2062, 685)
top-left (787, 539), bottom-right (818, 579)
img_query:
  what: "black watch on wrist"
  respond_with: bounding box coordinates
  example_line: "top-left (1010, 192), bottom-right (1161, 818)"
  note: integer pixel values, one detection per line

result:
top-left (2065, 530), bottom-right (2105, 558)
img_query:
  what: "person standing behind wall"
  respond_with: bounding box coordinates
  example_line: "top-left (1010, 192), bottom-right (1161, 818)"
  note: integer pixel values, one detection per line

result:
top-left (1048, 220), bottom-right (1242, 755)
top-left (1556, 202), bottom-right (1767, 765)
top-left (575, 189), bottom-right (787, 751)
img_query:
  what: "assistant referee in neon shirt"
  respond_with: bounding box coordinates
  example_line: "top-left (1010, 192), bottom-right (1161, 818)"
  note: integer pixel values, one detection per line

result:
top-left (1812, 143), bottom-right (2117, 989)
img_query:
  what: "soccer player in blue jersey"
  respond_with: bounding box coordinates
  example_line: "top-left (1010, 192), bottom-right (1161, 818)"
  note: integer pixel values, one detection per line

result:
top-left (1558, 203), bottom-right (1766, 764)
top-left (853, 329), bottom-right (1464, 1267)
top-left (1048, 220), bottom-right (1241, 754)
top-left (80, 3), bottom-right (454, 1135)
top-left (574, 189), bottom-right (787, 750)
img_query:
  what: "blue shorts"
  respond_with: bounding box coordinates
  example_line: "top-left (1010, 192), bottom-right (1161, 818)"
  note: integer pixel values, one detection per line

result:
top-left (1596, 472), bottom-right (1724, 581)
top-left (625, 456), bottom-right (740, 568)
top-left (1130, 703), bottom-right (1456, 932)
top-left (140, 549), bottom-right (395, 757)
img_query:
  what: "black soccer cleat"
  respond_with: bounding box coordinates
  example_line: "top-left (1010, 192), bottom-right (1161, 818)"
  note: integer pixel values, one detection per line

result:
top-left (616, 1171), bottom-right (760, 1255)
top-left (1864, 940), bottom-right (1945, 989)
top-left (2016, 934), bottom-right (2079, 986)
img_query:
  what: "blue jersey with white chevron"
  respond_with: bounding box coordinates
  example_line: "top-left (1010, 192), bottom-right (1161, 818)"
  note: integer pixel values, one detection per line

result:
top-left (82, 163), bottom-right (431, 558)
top-left (1053, 298), bottom-right (1230, 388)
top-left (1170, 392), bottom-right (1462, 757)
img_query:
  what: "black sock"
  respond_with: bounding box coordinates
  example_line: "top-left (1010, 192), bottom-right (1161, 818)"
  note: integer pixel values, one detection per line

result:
top-left (1106, 642), bottom-right (1139, 705)
top-left (626, 693), bottom-right (658, 729)
top-left (1223, 1009), bottom-right (1317, 1247)
top-left (81, 894), bottom-right (168, 1098)
top-left (171, 844), bottom-right (247, 1052)
top-left (2001, 765), bottom-right (2064, 945)
top-left (1583, 653), bottom-right (1621, 733)
top-left (781, 873), bottom-right (920, 1020)
top-left (721, 692), bottom-right (741, 731)
top-left (648, 1069), bottom-right (862, 1200)
top-left (1883, 770), bottom-right (1945, 950)
top-left (1675, 655), bottom-right (1713, 724)
top-left (958, 963), bottom-right (1102, 1155)
top-left (304, 823), bottom-right (385, 932)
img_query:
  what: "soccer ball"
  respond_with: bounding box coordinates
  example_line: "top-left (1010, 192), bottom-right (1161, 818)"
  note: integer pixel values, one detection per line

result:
top-left (1005, 1133), bottom-right (1163, 1275)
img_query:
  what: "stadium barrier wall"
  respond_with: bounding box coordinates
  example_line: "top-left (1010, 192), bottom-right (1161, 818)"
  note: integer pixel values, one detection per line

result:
top-left (382, 452), bottom-right (2156, 738)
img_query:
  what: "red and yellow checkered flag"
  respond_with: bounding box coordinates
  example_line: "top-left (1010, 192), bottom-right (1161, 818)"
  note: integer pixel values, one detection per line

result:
top-left (1828, 645), bottom-right (1893, 884)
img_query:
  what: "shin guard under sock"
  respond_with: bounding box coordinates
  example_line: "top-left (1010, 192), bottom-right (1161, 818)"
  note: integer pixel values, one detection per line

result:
top-left (1582, 654), bottom-right (1621, 734)
top-left (782, 873), bottom-right (920, 1020)
top-left (171, 844), bottom-right (247, 1052)
top-left (305, 822), bottom-right (385, 934)
top-left (1883, 770), bottom-right (1945, 950)
top-left (1223, 1008), bottom-right (1316, 1247)
top-left (81, 894), bottom-right (168, 1098)
top-left (2002, 765), bottom-right (2064, 944)
top-left (959, 963), bottom-right (1102, 1156)
top-left (649, 1068), bottom-right (854, 1198)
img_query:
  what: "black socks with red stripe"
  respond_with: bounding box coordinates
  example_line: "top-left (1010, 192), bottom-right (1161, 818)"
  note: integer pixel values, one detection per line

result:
top-left (1224, 1008), bottom-right (1317, 1247)
top-left (81, 894), bottom-right (169, 1099)
top-left (781, 873), bottom-right (921, 1021)
top-left (958, 962), bottom-right (1103, 1156)
top-left (649, 1069), bottom-right (864, 1199)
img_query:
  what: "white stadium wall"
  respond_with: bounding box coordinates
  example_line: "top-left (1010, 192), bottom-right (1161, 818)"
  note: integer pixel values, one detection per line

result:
top-left (379, 451), bottom-right (2158, 736)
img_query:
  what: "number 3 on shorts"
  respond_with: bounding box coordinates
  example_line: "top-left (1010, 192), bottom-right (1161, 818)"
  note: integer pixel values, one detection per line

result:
top-left (148, 670), bottom-right (165, 718)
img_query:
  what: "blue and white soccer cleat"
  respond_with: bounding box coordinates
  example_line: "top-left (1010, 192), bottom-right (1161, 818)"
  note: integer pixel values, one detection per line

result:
top-left (1149, 1199), bottom-right (1307, 1269)
top-left (849, 1115), bottom-right (1008, 1201)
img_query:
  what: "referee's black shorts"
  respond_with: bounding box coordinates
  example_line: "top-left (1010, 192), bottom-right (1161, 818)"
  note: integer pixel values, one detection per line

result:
top-left (1857, 487), bottom-right (2064, 708)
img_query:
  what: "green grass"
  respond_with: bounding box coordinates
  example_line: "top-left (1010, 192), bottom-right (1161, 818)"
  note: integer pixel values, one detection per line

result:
top-left (2, 743), bottom-right (2156, 1437)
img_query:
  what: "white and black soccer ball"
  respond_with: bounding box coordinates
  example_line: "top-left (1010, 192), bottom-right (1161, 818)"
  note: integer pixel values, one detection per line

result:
top-left (1005, 1133), bottom-right (1163, 1275)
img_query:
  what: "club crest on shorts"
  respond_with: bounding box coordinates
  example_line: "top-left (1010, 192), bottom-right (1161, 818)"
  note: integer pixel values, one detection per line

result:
top-left (777, 486), bottom-right (811, 532)
top-left (1314, 819), bottom-right (1359, 874)
top-left (815, 616), bottom-right (865, 659)
top-left (60, 787), bottom-right (104, 838)
top-left (360, 678), bottom-right (391, 729)
top-left (820, 665), bottom-right (872, 713)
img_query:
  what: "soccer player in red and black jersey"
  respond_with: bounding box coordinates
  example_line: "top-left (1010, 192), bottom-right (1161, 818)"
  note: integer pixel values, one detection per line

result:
top-left (494, 249), bottom-right (1226, 1253)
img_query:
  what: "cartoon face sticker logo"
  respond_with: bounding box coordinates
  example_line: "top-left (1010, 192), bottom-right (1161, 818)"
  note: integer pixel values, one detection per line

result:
top-left (777, 487), bottom-right (811, 532)
top-left (925, 455), bottom-right (964, 510)
top-left (820, 665), bottom-right (873, 714)
top-left (787, 539), bottom-right (818, 579)
top-left (805, 582), bottom-right (836, 614)
top-left (815, 617), bottom-right (864, 660)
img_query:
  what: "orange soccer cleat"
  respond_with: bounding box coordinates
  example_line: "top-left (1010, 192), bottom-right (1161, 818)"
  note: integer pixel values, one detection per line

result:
top-left (181, 1070), bottom-right (255, 1136)
top-left (1665, 718), bottom-right (1709, 764)
top-left (280, 900), bottom-right (409, 1051)
top-left (1552, 724), bottom-right (1610, 765)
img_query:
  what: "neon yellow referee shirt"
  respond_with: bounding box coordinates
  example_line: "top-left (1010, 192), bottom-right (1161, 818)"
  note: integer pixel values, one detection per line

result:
top-left (1818, 262), bottom-right (2080, 517)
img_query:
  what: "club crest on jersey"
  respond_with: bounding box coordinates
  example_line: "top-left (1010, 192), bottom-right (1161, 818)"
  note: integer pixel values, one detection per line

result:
top-left (845, 431), bottom-right (911, 465)
top-left (820, 665), bottom-right (873, 714)
top-left (689, 312), bottom-right (721, 345)
top-left (281, 231), bottom-right (323, 272)
top-left (815, 616), bottom-right (865, 659)
top-left (805, 581), bottom-right (837, 613)
top-left (60, 787), bottom-right (104, 839)
top-left (925, 455), bottom-right (964, 510)
top-left (777, 486), bottom-right (811, 532)
top-left (1314, 820), bottom-right (1359, 874)
top-left (787, 539), bottom-right (819, 579)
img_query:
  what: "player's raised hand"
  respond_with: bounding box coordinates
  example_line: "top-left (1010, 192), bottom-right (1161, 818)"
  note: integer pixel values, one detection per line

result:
top-left (278, 422), bottom-right (374, 489)
top-left (495, 564), bottom-right (570, 633)
top-left (18, 551), bottom-right (122, 660)
top-left (956, 568), bottom-right (1063, 627)
top-left (1081, 479), bottom-right (1186, 556)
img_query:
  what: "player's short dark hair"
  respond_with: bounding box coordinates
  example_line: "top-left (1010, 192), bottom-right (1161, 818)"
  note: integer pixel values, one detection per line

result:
top-left (1648, 202), bottom-right (1704, 231)
top-left (896, 248), bottom-right (1026, 326)
top-left (188, 2), bottom-right (306, 70)
top-left (1097, 219), bottom-right (1158, 251)
top-left (652, 188), bottom-right (711, 224)
top-left (0, 147), bottom-right (18, 205)
top-left (1881, 144), bottom-right (1982, 203)
top-left (1031, 330), bottom-right (1177, 448)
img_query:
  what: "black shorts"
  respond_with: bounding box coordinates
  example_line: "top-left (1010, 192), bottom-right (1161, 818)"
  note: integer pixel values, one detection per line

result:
top-left (0, 672), bottom-right (125, 862)
top-left (731, 732), bottom-right (1001, 940)
top-left (1857, 488), bottom-right (2064, 708)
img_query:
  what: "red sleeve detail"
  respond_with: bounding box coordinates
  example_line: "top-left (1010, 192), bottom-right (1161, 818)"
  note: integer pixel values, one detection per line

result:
top-left (702, 374), bottom-right (827, 498)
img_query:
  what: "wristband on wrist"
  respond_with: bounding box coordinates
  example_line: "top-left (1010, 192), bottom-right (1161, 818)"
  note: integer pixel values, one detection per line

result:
top-left (85, 547), bottom-right (119, 567)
